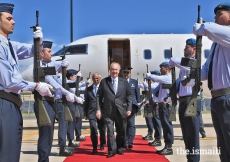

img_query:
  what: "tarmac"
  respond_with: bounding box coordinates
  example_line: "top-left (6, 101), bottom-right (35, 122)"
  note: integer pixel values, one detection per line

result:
top-left (20, 112), bottom-right (220, 162)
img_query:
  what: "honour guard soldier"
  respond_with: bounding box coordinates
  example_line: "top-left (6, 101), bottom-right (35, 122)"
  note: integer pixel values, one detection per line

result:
top-left (122, 66), bottom-right (141, 149)
top-left (146, 70), bottom-right (162, 147)
top-left (0, 3), bottom-right (53, 162)
top-left (146, 62), bottom-right (174, 155)
top-left (169, 38), bottom-right (200, 162)
top-left (84, 72), bottom-right (106, 153)
top-left (34, 41), bottom-right (84, 161)
top-left (193, 2), bottom-right (230, 161)
top-left (66, 69), bottom-right (81, 147)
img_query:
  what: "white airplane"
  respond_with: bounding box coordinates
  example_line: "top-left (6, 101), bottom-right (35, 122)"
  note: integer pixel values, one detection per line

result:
top-left (21, 34), bottom-right (213, 97)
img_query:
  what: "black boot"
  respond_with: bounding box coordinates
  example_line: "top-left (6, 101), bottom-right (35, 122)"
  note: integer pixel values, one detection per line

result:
top-left (68, 140), bottom-right (80, 148)
top-left (142, 132), bottom-right (153, 140)
top-left (148, 139), bottom-right (162, 146)
top-left (59, 147), bottom-right (74, 156)
top-left (156, 144), bottom-right (173, 155)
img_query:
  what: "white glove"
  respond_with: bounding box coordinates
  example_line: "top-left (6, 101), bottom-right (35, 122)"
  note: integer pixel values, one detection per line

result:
top-left (193, 23), bottom-right (202, 35)
top-left (35, 82), bottom-right (53, 97)
top-left (146, 73), bottom-right (151, 79)
top-left (77, 71), bottom-right (82, 77)
top-left (33, 27), bottom-right (43, 39)
top-left (75, 96), bottom-right (84, 104)
top-left (182, 76), bottom-right (195, 87)
top-left (61, 59), bottom-right (69, 67)
top-left (87, 79), bottom-right (91, 84)
top-left (66, 92), bottom-right (75, 102)
top-left (138, 83), bottom-right (144, 89)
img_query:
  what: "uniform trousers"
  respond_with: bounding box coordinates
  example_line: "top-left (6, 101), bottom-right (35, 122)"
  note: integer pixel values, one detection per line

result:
top-left (125, 105), bottom-right (137, 145)
top-left (34, 101), bottom-right (56, 162)
top-left (151, 105), bottom-right (162, 140)
top-left (75, 104), bottom-right (83, 137)
top-left (158, 104), bottom-right (174, 144)
top-left (211, 94), bottom-right (230, 162)
top-left (179, 101), bottom-right (200, 162)
top-left (56, 102), bottom-right (68, 147)
top-left (67, 102), bottom-right (75, 141)
top-left (0, 98), bottom-right (23, 162)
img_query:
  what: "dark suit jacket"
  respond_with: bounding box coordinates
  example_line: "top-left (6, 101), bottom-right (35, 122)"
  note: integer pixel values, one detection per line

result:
top-left (84, 84), bottom-right (98, 119)
top-left (128, 78), bottom-right (141, 108)
top-left (97, 76), bottom-right (132, 119)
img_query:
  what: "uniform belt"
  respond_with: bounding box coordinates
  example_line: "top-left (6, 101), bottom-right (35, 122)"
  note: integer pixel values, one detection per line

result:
top-left (211, 87), bottom-right (230, 98)
top-left (179, 96), bottom-right (191, 103)
top-left (55, 99), bottom-right (62, 103)
top-left (0, 90), bottom-right (22, 107)
top-left (42, 96), bottom-right (55, 102)
top-left (158, 102), bottom-right (166, 107)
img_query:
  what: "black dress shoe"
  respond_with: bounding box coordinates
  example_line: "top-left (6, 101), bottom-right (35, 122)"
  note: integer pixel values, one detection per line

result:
top-left (117, 149), bottom-right (124, 155)
top-left (68, 140), bottom-right (80, 148)
top-left (100, 144), bottom-right (105, 150)
top-left (107, 153), bottom-right (115, 158)
top-left (201, 134), bottom-right (206, 138)
top-left (76, 136), bottom-right (86, 141)
top-left (59, 147), bottom-right (74, 156)
top-left (92, 149), bottom-right (98, 154)
top-left (157, 144), bottom-right (173, 155)
top-left (149, 139), bottom-right (162, 146)
top-left (142, 135), bottom-right (153, 140)
top-left (128, 144), bottom-right (133, 148)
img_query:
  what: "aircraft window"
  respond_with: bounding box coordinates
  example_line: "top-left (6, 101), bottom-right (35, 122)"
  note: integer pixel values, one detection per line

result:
top-left (204, 50), bottom-right (210, 58)
top-left (164, 49), bottom-right (171, 59)
top-left (144, 49), bottom-right (152, 60)
top-left (52, 44), bottom-right (88, 56)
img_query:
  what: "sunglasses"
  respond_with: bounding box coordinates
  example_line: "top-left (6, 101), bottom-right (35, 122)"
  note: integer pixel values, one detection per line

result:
top-left (123, 71), bottom-right (130, 74)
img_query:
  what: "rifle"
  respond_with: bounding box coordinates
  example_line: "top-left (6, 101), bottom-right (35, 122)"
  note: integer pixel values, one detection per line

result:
top-left (144, 64), bottom-right (153, 118)
top-left (162, 48), bottom-right (177, 121)
top-left (72, 64), bottom-right (81, 117)
top-left (60, 46), bottom-right (73, 121)
top-left (31, 11), bottom-right (56, 127)
top-left (180, 5), bottom-right (202, 117)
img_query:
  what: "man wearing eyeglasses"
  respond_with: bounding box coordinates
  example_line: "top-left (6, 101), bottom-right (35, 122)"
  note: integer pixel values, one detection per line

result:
top-left (123, 66), bottom-right (141, 149)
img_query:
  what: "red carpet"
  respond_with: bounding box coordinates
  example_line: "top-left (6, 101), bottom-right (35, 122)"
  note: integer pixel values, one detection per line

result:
top-left (64, 135), bottom-right (169, 162)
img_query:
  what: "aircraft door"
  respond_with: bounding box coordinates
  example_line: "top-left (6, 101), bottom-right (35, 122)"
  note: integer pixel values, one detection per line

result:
top-left (108, 40), bottom-right (130, 77)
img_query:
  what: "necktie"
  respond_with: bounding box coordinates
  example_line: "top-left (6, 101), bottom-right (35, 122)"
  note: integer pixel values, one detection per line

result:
top-left (8, 40), bottom-right (16, 62)
top-left (113, 79), bottom-right (117, 94)
top-left (94, 86), bottom-right (98, 96)
top-left (208, 43), bottom-right (217, 90)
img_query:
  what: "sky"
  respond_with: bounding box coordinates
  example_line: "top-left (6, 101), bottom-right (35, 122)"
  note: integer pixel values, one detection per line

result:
top-left (6, 0), bottom-right (224, 52)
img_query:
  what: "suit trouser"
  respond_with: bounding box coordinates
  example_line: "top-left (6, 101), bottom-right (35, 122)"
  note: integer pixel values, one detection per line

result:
top-left (34, 101), bottom-right (56, 162)
top-left (56, 102), bottom-right (68, 147)
top-left (67, 102), bottom-right (76, 141)
top-left (89, 118), bottom-right (106, 149)
top-left (211, 94), bottom-right (230, 162)
top-left (75, 104), bottom-right (83, 137)
top-left (104, 111), bottom-right (126, 154)
top-left (151, 105), bottom-right (162, 140)
top-left (179, 101), bottom-right (200, 162)
top-left (158, 104), bottom-right (174, 144)
top-left (125, 106), bottom-right (137, 144)
top-left (0, 98), bottom-right (23, 162)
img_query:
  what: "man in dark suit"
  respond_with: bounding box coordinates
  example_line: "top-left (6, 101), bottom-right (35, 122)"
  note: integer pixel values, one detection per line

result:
top-left (122, 66), bottom-right (141, 149)
top-left (97, 62), bottom-right (132, 158)
top-left (84, 72), bottom-right (106, 153)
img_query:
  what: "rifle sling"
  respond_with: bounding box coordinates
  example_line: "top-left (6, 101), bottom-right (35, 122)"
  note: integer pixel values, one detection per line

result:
top-left (0, 90), bottom-right (22, 107)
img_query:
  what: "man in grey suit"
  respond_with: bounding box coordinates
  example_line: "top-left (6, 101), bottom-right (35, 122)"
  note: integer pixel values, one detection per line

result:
top-left (97, 62), bottom-right (132, 158)
top-left (84, 72), bottom-right (106, 153)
